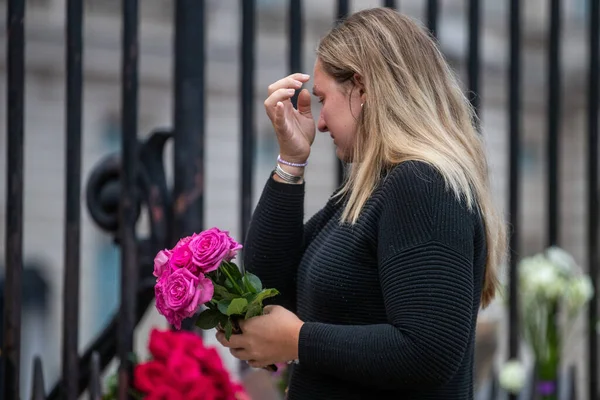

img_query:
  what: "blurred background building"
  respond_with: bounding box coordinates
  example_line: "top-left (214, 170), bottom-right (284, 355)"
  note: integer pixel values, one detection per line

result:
top-left (0, 0), bottom-right (595, 398)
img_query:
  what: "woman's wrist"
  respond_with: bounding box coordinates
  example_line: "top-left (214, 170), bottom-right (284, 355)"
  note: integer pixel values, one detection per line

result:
top-left (273, 164), bottom-right (304, 184)
top-left (277, 162), bottom-right (305, 177)
top-left (273, 153), bottom-right (306, 184)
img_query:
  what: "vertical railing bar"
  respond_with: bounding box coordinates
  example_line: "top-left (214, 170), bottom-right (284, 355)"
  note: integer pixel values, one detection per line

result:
top-left (488, 367), bottom-right (498, 400)
top-left (289, 0), bottom-right (302, 109)
top-left (240, 0), bottom-right (255, 246)
top-left (239, 1), bottom-right (255, 372)
top-left (568, 365), bottom-right (577, 400)
top-left (336, 0), bottom-right (349, 22)
top-left (508, 1), bottom-right (522, 400)
top-left (3, 0), bottom-right (25, 398)
top-left (529, 368), bottom-right (536, 400)
top-left (467, 0), bottom-right (481, 127)
top-left (62, 0), bottom-right (84, 399)
top-left (335, 0), bottom-right (349, 187)
top-left (172, 0), bottom-right (205, 331)
top-left (587, 1), bottom-right (599, 399)
top-left (118, 0), bottom-right (139, 397)
top-left (547, 0), bottom-right (561, 246)
top-left (89, 352), bottom-right (101, 400)
top-left (383, 0), bottom-right (396, 9)
top-left (31, 356), bottom-right (46, 400)
top-left (426, 0), bottom-right (439, 39)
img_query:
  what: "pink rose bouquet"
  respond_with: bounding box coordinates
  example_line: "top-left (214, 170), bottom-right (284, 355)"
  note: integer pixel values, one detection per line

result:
top-left (153, 227), bottom-right (279, 340)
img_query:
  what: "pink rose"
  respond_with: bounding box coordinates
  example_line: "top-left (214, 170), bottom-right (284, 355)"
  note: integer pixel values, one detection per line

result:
top-left (153, 249), bottom-right (172, 279)
top-left (169, 243), bottom-right (194, 273)
top-left (188, 228), bottom-right (243, 273)
top-left (155, 269), bottom-right (214, 329)
top-left (175, 235), bottom-right (194, 248)
top-left (155, 279), bottom-right (183, 329)
top-left (226, 236), bottom-right (243, 262)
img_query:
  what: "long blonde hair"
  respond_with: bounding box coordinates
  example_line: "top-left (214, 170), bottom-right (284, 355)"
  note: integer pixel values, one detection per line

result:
top-left (316, 8), bottom-right (506, 308)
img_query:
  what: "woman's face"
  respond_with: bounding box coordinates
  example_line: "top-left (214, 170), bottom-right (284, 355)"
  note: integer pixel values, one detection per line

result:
top-left (312, 59), bottom-right (364, 162)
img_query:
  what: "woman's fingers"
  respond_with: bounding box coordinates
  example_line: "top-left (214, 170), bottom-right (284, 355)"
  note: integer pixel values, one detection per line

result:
top-left (215, 331), bottom-right (246, 349)
top-left (272, 102), bottom-right (289, 136)
top-left (267, 73), bottom-right (310, 96)
top-left (230, 348), bottom-right (253, 361)
top-left (248, 360), bottom-right (266, 369)
top-left (264, 88), bottom-right (297, 110)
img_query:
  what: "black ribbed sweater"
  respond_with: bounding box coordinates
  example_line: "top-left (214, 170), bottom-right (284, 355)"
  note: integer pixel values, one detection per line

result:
top-left (244, 161), bottom-right (487, 400)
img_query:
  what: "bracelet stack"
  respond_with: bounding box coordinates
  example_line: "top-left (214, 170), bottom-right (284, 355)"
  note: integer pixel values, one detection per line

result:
top-left (274, 164), bottom-right (303, 184)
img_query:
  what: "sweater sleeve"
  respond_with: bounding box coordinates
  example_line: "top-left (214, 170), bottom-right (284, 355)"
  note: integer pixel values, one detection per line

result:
top-left (243, 175), bottom-right (322, 311)
top-left (297, 163), bottom-right (476, 390)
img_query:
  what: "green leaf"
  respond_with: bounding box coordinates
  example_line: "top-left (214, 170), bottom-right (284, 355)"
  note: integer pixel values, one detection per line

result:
top-left (105, 373), bottom-right (118, 396)
top-left (224, 278), bottom-right (235, 291)
top-left (221, 261), bottom-right (242, 282)
top-left (213, 284), bottom-right (238, 301)
top-left (224, 319), bottom-right (233, 341)
top-left (244, 292), bottom-right (257, 303)
top-left (245, 302), bottom-right (263, 319)
top-left (226, 298), bottom-right (248, 316)
top-left (205, 300), bottom-right (217, 310)
top-left (218, 299), bottom-right (232, 315)
top-left (195, 309), bottom-right (227, 330)
top-left (243, 273), bottom-right (262, 293)
top-left (250, 288), bottom-right (280, 306)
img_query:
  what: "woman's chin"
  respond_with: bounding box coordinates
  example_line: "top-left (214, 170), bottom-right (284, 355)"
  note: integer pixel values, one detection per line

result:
top-left (336, 148), bottom-right (353, 163)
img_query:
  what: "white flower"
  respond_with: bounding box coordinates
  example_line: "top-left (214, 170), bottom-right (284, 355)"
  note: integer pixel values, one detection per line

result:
top-left (499, 360), bottom-right (526, 394)
top-left (565, 276), bottom-right (594, 313)
top-left (545, 246), bottom-right (578, 276)
top-left (520, 259), bottom-right (565, 300)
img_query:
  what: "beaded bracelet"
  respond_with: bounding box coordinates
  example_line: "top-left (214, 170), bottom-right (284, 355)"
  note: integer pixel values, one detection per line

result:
top-left (277, 154), bottom-right (308, 168)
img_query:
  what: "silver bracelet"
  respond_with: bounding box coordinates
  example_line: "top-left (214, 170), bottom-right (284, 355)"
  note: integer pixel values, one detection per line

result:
top-left (274, 164), bottom-right (303, 184)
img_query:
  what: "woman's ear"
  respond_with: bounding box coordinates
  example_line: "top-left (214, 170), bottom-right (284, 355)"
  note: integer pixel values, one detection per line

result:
top-left (353, 73), bottom-right (366, 100)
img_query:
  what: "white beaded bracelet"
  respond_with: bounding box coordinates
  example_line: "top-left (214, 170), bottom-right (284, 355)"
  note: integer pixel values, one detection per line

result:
top-left (278, 154), bottom-right (308, 168)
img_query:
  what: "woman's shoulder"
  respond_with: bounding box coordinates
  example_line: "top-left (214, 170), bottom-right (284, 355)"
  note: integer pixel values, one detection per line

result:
top-left (375, 160), bottom-right (481, 256)
top-left (376, 160), bottom-right (478, 228)
top-left (379, 160), bottom-right (447, 201)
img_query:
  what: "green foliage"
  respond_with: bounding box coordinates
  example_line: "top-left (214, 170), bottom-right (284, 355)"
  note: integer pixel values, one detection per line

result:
top-left (196, 262), bottom-right (279, 340)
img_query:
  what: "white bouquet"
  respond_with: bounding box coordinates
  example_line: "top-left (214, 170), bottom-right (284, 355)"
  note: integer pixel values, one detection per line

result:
top-left (519, 247), bottom-right (593, 360)
top-left (500, 247), bottom-right (593, 399)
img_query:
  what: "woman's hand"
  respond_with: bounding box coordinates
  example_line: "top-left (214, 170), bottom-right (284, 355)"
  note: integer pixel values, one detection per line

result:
top-left (215, 305), bottom-right (304, 369)
top-left (264, 73), bottom-right (315, 164)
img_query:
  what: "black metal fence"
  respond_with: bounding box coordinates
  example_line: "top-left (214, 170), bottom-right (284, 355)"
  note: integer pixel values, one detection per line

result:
top-left (1, 0), bottom-right (598, 399)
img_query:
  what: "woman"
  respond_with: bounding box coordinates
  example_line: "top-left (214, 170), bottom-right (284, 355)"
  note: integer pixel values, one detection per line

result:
top-left (216, 7), bottom-right (506, 399)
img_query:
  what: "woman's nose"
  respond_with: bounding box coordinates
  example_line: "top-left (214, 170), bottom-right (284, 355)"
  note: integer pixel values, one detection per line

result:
top-left (317, 114), bottom-right (328, 132)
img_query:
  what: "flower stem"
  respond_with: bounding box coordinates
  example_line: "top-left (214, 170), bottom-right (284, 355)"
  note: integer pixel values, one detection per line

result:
top-left (221, 263), bottom-right (244, 295)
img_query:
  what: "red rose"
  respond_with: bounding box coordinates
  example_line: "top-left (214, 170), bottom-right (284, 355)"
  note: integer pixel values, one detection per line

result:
top-left (148, 329), bottom-right (180, 362)
top-left (176, 331), bottom-right (214, 361)
top-left (133, 361), bottom-right (173, 394)
top-left (144, 385), bottom-right (185, 400)
top-left (199, 348), bottom-right (229, 378)
top-left (166, 349), bottom-right (203, 389)
top-left (184, 374), bottom-right (219, 400)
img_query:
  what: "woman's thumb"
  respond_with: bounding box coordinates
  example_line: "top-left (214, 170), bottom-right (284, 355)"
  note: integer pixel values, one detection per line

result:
top-left (297, 89), bottom-right (312, 116)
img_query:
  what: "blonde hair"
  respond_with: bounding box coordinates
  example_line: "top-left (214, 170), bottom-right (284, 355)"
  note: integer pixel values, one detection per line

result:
top-left (316, 8), bottom-right (506, 308)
